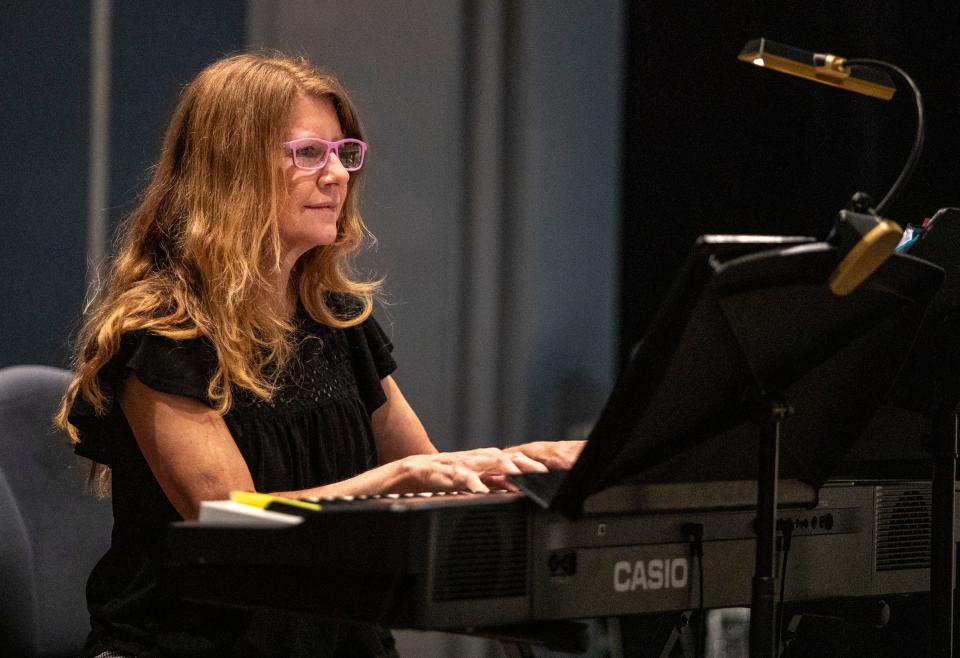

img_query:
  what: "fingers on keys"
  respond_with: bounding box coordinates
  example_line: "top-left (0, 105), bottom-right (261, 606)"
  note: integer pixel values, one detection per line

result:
top-left (396, 447), bottom-right (548, 493)
top-left (507, 440), bottom-right (585, 470)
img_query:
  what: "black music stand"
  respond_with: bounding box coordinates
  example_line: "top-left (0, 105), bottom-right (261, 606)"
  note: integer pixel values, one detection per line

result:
top-left (523, 235), bottom-right (943, 658)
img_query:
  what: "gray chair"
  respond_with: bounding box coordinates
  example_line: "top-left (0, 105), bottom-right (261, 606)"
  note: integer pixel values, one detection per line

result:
top-left (0, 466), bottom-right (39, 656)
top-left (0, 365), bottom-right (113, 657)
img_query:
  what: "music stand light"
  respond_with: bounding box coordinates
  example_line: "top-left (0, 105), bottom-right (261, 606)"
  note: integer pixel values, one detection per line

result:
top-left (738, 38), bottom-right (896, 100)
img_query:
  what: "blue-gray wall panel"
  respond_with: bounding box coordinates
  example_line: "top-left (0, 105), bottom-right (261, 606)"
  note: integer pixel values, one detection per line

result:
top-left (109, 1), bottom-right (247, 228)
top-left (0, 3), bottom-right (91, 367)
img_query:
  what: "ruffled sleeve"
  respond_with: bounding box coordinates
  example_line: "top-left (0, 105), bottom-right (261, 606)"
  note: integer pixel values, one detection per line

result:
top-left (122, 331), bottom-right (217, 401)
top-left (345, 316), bottom-right (397, 414)
top-left (69, 331), bottom-right (217, 466)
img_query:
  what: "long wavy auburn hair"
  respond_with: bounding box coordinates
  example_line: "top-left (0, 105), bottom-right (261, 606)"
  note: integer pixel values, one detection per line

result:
top-left (57, 52), bottom-right (380, 493)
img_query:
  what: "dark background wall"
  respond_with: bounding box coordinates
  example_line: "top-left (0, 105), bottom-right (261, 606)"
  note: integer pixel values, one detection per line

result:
top-left (0, 1), bottom-right (245, 370)
top-left (9, 2), bottom-right (958, 377)
top-left (109, 3), bottom-right (246, 228)
top-left (6, 1), bottom-right (960, 423)
top-left (623, 2), bottom-right (960, 351)
top-left (1, 3), bottom-right (91, 368)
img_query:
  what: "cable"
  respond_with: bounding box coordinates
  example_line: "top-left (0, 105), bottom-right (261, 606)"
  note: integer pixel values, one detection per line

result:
top-left (845, 59), bottom-right (925, 217)
top-left (683, 522), bottom-right (705, 658)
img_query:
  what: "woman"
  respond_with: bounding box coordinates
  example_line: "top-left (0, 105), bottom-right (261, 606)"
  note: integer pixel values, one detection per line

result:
top-left (58, 53), bottom-right (581, 657)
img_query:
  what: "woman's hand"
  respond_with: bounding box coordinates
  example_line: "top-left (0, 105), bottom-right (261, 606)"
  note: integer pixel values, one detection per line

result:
top-left (390, 447), bottom-right (548, 493)
top-left (504, 440), bottom-right (586, 471)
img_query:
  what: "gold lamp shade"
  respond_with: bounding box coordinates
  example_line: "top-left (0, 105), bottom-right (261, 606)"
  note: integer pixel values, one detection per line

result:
top-left (739, 38), bottom-right (896, 100)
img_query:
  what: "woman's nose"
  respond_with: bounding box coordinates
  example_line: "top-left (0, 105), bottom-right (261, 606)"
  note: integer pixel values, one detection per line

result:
top-left (318, 151), bottom-right (350, 185)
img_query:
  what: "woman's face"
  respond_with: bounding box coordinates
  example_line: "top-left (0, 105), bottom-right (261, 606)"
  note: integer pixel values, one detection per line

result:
top-left (278, 95), bottom-right (351, 269)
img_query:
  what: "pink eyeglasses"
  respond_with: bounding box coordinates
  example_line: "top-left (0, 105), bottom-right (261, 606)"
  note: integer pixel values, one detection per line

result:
top-left (283, 137), bottom-right (368, 172)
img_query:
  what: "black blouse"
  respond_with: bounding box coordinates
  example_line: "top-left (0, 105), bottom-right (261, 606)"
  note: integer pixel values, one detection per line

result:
top-left (69, 310), bottom-right (398, 657)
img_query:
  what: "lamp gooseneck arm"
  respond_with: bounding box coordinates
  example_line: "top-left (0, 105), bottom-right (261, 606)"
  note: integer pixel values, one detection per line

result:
top-left (846, 58), bottom-right (925, 216)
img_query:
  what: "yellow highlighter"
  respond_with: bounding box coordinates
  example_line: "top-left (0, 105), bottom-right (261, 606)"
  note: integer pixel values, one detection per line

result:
top-left (229, 490), bottom-right (322, 514)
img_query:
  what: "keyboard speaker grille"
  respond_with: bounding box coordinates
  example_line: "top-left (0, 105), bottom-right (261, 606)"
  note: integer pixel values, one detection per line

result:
top-left (874, 483), bottom-right (932, 572)
top-left (431, 506), bottom-right (528, 601)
